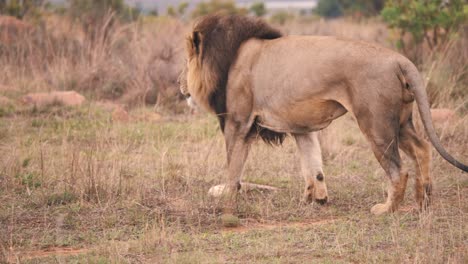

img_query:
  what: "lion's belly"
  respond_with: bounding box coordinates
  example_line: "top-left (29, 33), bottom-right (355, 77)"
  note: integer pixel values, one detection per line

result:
top-left (257, 100), bottom-right (347, 133)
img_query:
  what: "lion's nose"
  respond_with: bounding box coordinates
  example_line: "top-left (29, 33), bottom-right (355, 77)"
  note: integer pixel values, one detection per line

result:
top-left (184, 93), bottom-right (191, 99)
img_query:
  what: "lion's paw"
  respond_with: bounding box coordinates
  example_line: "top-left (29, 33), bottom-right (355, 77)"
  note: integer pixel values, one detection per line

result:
top-left (371, 203), bottom-right (391, 215)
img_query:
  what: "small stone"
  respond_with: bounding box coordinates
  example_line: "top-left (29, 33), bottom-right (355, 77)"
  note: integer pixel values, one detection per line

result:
top-left (21, 91), bottom-right (85, 108)
top-left (220, 214), bottom-right (240, 228)
top-left (112, 106), bottom-right (130, 122)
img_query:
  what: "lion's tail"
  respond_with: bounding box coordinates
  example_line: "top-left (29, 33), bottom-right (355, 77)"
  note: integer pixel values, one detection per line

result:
top-left (399, 59), bottom-right (468, 173)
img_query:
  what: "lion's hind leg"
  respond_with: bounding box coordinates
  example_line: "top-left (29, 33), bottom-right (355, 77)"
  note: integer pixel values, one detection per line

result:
top-left (399, 120), bottom-right (432, 210)
top-left (355, 113), bottom-right (409, 215)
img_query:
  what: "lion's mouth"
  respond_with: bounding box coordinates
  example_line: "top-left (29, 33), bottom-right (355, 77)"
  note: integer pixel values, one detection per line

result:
top-left (186, 96), bottom-right (197, 109)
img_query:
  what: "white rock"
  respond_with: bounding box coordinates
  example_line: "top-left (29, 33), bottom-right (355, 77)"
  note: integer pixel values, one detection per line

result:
top-left (208, 184), bottom-right (226, 197)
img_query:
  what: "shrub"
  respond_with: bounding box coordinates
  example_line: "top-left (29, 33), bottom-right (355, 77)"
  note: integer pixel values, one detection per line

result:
top-left (250, 2), bottom-right (266, 17)
top-left (0, 0), bottom-right (44, 19)
top-left (315, 0), bottom-right (385, 18)
top-left (191, 0), bottom-right (247, 18)
top-left (271, 11), bottom-right (294, 25)
top-left (68, 0), bottom-right (139, 42)
top-left (315, 0), bottom-right (343, 18)
top-left (381, 0), bottom-right (466, 53)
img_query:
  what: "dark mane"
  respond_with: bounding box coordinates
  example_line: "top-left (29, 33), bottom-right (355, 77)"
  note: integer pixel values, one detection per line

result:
top-left (193, 14), bottom-right (282, 133)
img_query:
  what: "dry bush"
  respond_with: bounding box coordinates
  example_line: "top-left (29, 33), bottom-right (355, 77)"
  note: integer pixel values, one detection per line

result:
top-left (0, 15), bottom-right (188, 113)
top-left (0, 15), bottom-right (33, 44)
top-left (421, 28), bottom-right (468, 108)
top-left (2, 14), bottom-right (464, 115)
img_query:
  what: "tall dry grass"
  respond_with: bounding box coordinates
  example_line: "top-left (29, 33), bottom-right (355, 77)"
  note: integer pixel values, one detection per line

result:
top-left (422, 30), bottom-right (468, 108)
top-left (0, 14), bottom-right (187, 112)
top-left (1, 15), bottom-right (465, 112)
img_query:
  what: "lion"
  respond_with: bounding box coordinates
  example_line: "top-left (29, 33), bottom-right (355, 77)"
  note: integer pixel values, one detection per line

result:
top-left (179, 14), bottom-right (467, 219)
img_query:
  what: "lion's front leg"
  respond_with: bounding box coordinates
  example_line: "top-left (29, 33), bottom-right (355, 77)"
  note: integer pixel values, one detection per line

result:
top-left (221, 119), bottom-right (251, 218)
top-left (294, 132), bottom-right (328, 204)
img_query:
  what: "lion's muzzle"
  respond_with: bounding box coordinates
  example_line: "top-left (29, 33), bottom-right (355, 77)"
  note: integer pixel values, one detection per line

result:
top-left (186, 96), bottom-right (197, 109)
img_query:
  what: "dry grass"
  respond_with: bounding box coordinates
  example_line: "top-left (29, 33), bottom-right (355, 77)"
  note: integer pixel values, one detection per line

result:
top-left (0, 104), bottom-right (466, 263)
top-left (0, 16), bottom-right (467, 264)
top-left (0, 15), bottom-right (186, 111)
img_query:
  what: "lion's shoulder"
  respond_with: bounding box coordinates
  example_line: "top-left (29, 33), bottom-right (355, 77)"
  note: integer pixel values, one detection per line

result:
top-left (187, 14), bottom-right (283, 131)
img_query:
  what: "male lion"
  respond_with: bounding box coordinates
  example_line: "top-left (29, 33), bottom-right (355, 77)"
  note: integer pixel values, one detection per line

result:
top-left (179, 14), bottom-right (467, 218)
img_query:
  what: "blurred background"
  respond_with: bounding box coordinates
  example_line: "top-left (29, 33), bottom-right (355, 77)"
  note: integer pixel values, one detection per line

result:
top-left (1, 2), bottom-right (467, 262)
top-left (0, 0), bottom-right (466, 116)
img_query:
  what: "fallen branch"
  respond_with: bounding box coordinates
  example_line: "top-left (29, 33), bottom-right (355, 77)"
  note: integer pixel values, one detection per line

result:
top-left (208, 182), bottom-right (279, 197)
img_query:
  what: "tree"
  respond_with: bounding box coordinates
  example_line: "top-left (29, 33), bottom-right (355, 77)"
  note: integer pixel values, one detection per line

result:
top-left (250, 1), bottom-right (266, 17)
top-left (177, 2), bottom-right (188, 16)
top-left (149, 8), bottom-right (158, 17)
top-left (0, 0), bottom-right (44, 19)
top-left (315, 0), bottom-right (386, 18)
top-left (167, 2), bottom-right (188, 18)
top-left (68, 0), bottom-right (139, 42)
top-left (271, 11), bottom-right (294, 25)
top-left (167, 5), bottom-right (176, 17)
top-left (315, 0), bottom-right (343, 18)
top-left (339, 0), bottom-right (385, 17)
top-left (191, 0), bottom-right (246, 18)
top-left (68, 0), bottom-right (139, 23)
top-left (381, 0), bottom-right (466, 52)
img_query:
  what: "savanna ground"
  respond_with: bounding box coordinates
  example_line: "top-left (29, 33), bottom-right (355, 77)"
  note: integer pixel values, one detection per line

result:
top-left (0, 15), bottom-right (467, 264)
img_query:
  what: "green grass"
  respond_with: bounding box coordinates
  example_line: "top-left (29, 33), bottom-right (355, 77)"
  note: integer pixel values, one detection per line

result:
top-left (0, 104), bottom-right (466, 263)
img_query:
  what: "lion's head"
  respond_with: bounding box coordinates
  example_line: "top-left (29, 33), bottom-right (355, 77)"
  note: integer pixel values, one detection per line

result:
top-left (181, 14), bottom-right (282, 130)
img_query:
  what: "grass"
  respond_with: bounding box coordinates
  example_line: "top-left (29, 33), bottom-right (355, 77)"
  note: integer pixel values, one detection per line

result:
top-left (0, 103), bottom-right (466, 263)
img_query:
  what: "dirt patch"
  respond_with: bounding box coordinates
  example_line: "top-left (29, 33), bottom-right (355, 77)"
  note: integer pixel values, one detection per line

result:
top-left (221, 206), bottom-right (420, 233)
top-left (398, 205), bottom-right (418, 213)
top-left (7, 247), bottom-right (90, 262)
top-left (222, 218), bottom-right (339, 233)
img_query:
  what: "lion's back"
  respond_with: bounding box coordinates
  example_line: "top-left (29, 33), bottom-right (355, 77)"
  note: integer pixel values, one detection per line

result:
top-left (260, 35), bottom-right (401, 65)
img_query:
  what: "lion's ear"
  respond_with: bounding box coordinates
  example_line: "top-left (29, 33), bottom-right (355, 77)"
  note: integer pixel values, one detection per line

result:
top-left (192, 31), bottom-right (201, 55)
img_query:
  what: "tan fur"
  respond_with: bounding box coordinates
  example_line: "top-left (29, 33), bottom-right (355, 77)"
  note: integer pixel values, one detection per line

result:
top-left (181, 15), bottom-right (467, 217)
